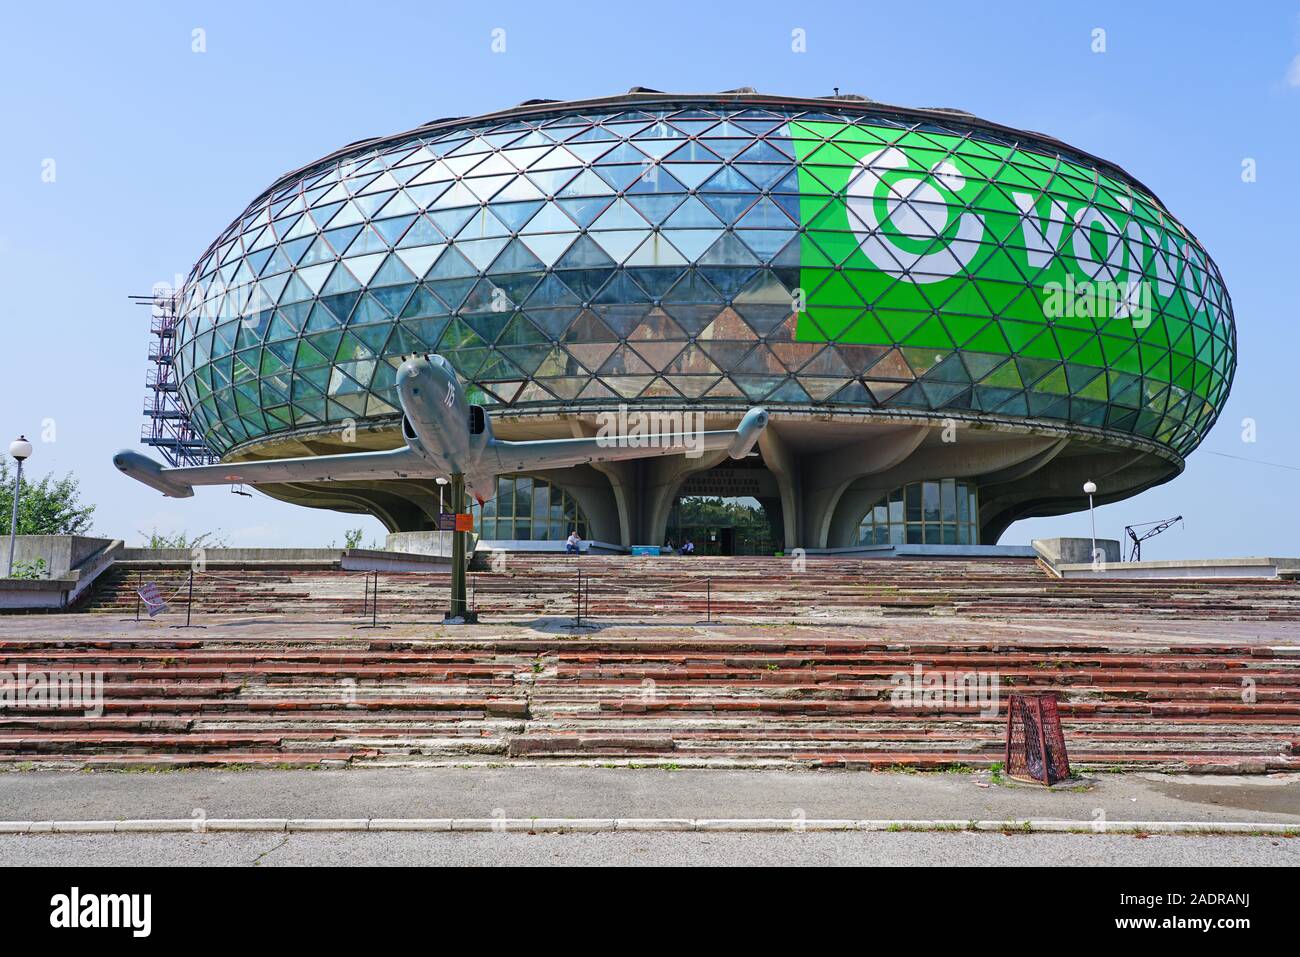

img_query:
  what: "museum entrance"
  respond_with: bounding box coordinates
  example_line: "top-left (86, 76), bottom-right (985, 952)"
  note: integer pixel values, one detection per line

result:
top-left (666, 462), bottom-right (783, 556)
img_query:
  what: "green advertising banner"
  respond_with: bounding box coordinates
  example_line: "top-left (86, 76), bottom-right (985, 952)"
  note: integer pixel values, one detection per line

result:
top-left (790, 121), bottom-right (1231, 408)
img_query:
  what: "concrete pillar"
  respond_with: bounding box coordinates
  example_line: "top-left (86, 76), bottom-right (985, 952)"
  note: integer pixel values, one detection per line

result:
top-left (801, 426), bottom-right (929, 547)
top-left (643, 449), bottom-right (731, 548)
top-left (526, 465), bottom-right (624, 546)
top-left (978, 448), bottom-right (1174, 543)
top-left (826, 435), bottom-right (1066, 546)
top-left (758, 425), bottom-right (802, 549)
top-left (567, 419), bottom-right (636, 546)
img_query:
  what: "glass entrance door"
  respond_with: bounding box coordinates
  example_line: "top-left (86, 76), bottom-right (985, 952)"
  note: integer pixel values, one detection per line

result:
top-left (667, 495), bottom-right (779, 556)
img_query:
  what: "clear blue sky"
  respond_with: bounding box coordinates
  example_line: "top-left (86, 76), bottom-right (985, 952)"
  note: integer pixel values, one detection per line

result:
top-left (1, 1), bottom-right (1297, 556)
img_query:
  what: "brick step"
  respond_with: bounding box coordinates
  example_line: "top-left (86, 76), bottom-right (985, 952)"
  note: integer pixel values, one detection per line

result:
top-left (0, 751), bottom-right (378, 768)
top-left (578, 698), bottom-right (1300, 717)
top-left (0, 698), bottom-right (529, 717)
top-left (0, 650), bottom-right (533, 664)
top-left (554, 664), bottom-right (1299, 681)
top-left (13, 660), bottom-right (1292, 684)
top-left (10, 643), bottom-right (1291, 661)
top-left (514, 725), bottom-right (1295, 744)
top-left (77, 555), bottom-right (1300, 623)
top-left (541, 684), bottom-right (1300, 703)
top-left (503, 734), bottom-right (1293, 760)
top-left (0, 666), bottom-right (528, 682)
top-left (0, 730), bottom-right (516, 755)
top-left (43, 555), bottom-right (1300, 770)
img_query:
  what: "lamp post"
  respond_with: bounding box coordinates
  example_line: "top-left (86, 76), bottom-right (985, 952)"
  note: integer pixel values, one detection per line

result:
top-left (6, 436), bottom-right (33, 578)
top-left (436, 476), bottom-right (448, 559)
top-left (1082, 480), bottom-right (1098, 563)
top-left (444, 472), bottom-right (477, 623)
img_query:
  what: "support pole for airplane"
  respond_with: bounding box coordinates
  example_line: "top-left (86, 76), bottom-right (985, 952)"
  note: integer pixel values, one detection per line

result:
top-left (445, 472), bottom-right (477, 623)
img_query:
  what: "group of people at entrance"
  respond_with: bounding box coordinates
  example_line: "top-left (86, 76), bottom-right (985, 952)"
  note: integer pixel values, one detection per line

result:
top-left (564, 531), bottom-right (695, 556)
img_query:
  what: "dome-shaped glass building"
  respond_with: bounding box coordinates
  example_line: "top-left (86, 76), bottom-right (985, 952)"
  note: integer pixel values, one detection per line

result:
top-left (164, 90), bottom-right (1235, 549)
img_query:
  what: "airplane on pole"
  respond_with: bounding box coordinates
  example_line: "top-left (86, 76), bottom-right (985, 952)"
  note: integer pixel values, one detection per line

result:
top-left (116, 354), bottom-right (770, 620)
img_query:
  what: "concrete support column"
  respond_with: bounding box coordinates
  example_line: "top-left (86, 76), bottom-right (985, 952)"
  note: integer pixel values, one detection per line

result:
top-left (527, 465), bottom-right (624, 546)
top-left (801, 426), bottom-right (929, 548)
top-left (978, 448), bottom-right (1173, 543)
top-left (568, 419), bottom-right (636, 547)
top-left (826, 435), bottom-right (1066, 546)
top-left (826, 485), bottom-right (892, 548)
top-left (758, 425), bottom-right (802, 550)
top-left (643, 450), bottom-right (730, 548)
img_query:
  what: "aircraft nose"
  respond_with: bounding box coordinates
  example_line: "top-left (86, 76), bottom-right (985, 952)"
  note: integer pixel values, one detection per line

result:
top-left (396, 356), bottom-right (429, 387)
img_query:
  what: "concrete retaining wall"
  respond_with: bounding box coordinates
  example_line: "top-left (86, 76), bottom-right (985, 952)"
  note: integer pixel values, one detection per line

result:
top-left (1057, 557), bottom-right (1300, 580)
top-left (385, 531), bottom-right (454, 558)
top-left (0, 536), bottom-right (124, 611)
top-left (0, 538), bottom-right (453, 611)
top-left (386, 531), bottom-right (631, 559)
top-left (118, 547), bottom-right (349, 564)
top-left (1032, 537), bottom-right (1121, 567)
top-left (0, 577), bottom-right (79, 609)
top-left (473, 539), bottom-right (625, 555)
top-left (0, 535), bottom-right (115, 578)
top-left (811, 543), bottom-right (1038, 559)
top-left (112, 546), bottom-right (451, 572)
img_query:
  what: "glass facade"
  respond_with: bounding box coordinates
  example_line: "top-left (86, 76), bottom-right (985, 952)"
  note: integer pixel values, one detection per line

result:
top-left (856, 480), bottom-right (979, 546)
top-left (476, 475), bottom-right (588, 541)
top-left (171, 96), bottom-right (1235, 464)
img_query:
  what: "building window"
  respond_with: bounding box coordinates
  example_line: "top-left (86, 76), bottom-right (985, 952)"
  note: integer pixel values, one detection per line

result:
top-left (856, 479), bottom-right (979, 546)
top-left (476, 475), bottom-right (588, 541)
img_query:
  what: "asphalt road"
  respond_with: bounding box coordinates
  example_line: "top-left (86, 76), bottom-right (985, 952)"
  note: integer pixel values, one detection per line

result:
top-left (2, 829), bottom-right (1297, 866)
top-left (3, 768), bottom-right (1297, 866)
top-left (3, 767), bottom-right (1298, 824)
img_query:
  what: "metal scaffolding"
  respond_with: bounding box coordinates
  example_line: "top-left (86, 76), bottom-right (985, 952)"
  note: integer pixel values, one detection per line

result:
top-left (130, 291), bottom-right (217, 468)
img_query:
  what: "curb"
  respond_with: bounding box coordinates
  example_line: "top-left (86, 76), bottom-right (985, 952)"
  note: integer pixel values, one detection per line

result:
top-left (0, 818), bottom-right (1297, 835)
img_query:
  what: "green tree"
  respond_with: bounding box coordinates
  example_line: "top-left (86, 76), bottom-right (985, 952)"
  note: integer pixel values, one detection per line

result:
top-left (330, 528), bottom-right (376, 549)
top-left (0, 461), bottom-right (95, 535)
top-left (676, 496), bottom-right (769, 532)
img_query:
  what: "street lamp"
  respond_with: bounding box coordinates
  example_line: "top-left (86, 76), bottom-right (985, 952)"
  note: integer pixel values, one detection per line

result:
top-left (1082, 480), bottom-right (1098, 563)
top-left (6, 436), bottom-right (33, 577)
top-left (436, 477), bottom-right (449, 558)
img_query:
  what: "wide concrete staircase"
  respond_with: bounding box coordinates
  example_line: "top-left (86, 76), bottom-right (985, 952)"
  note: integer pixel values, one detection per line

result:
top-left (1, 629), bottom-right (1297, 772)
top-left (79, 554), bottom-right (1300, 622)
top-left (10, 555), bottom-right (1295, 771)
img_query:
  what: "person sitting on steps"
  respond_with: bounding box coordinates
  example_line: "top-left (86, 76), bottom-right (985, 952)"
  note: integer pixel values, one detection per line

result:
top-left (565, 530), bottom-right (582, 555)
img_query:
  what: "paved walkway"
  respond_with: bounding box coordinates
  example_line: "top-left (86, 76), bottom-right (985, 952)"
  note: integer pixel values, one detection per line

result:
top-left (4, 767), bottom-right (1298, 824)
top-left (4, 829), bottom-right (1296, 866)
top-left (5, 768), bottom-right (1297, 865)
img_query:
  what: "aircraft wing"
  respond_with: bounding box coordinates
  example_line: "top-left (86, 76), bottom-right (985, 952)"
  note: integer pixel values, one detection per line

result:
top-left (113, 446), bottom-right (428, 498)
top-left (485, 408), bottom-right (769, 474)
